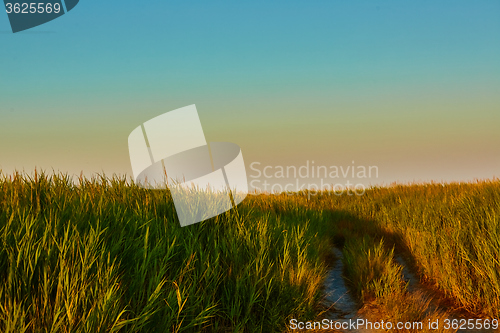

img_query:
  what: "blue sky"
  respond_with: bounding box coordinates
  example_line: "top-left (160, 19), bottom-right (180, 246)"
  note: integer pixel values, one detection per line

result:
top-left (1, 0), bottom-right (499, 188)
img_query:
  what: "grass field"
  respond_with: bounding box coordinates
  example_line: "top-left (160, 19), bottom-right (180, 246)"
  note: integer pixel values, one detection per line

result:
top-left (0, 171), bottom-right (499, 332)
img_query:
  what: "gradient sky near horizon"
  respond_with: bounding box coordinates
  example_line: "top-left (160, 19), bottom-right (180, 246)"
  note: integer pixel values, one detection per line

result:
top-left (1, 0), bottom-right (499, 190)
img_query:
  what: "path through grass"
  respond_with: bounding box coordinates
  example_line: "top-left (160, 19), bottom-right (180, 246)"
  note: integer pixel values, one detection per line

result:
top-left (1, 171), bottom-right (499, 332)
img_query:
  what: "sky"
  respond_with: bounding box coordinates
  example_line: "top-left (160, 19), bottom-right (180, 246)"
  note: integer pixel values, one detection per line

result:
top-left (1, 0), bottom-right (499, 191)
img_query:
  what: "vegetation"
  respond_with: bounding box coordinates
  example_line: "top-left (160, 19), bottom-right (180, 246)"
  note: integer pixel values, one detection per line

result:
top-left (323, 181), bottom-right (500, 319)
top-left (0, 170), bottom-right (499, 332)
top-left (0, 171), bottom-right (333, 332)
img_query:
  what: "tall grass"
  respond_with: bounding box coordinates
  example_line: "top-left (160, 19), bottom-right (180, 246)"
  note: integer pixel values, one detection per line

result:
top-left (318, 180), bottom-right (500, 318)
top-left (1, 170), bottom-right (499, 332)
top-left (343, 236), bottom-right (403, 301)
top-left (0, 171), bottom-right (334, 332)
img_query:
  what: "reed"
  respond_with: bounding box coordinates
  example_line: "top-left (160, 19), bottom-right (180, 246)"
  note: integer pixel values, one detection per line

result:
top-left (1, 171), bottom-right (499, 332)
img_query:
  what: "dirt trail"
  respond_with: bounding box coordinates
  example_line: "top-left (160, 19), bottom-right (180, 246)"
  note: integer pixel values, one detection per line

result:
top-left (395, 255), bottom-right (497, 333)
top-left (322, 247), bottom-right (498, 333)
top-left (322, 247), bottom-right (368, 332)
top-left (323, 247), bottom-right (358, 319)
